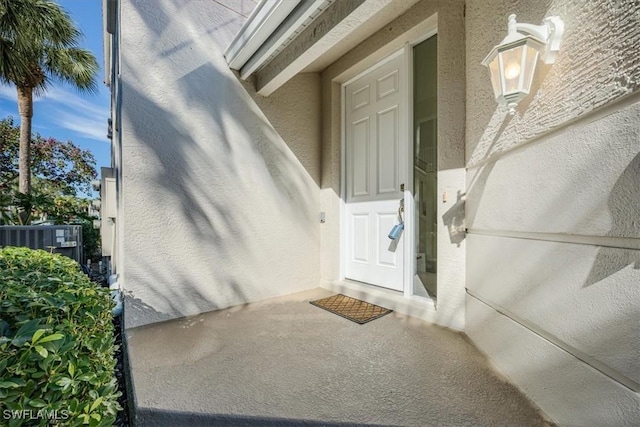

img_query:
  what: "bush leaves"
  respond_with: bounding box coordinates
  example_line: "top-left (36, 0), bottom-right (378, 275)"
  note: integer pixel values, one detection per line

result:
top-left (0, 247), bottom-right (121, 425)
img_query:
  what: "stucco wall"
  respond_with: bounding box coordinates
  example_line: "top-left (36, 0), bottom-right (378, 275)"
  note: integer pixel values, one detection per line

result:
top-left (465, 0), bottom-right (640, 425)
top-left (320, 0), bottom-right (466, 330)
top-left (118, 0), bottom-right (321, 328)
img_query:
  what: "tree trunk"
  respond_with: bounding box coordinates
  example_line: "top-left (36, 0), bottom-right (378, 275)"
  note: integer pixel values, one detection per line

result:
top-left (17, 86), bottom-right (33, 195)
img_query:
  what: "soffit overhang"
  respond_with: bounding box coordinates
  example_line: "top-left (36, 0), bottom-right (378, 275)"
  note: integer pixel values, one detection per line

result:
top-left (225, 0), bottom-right (422, 96)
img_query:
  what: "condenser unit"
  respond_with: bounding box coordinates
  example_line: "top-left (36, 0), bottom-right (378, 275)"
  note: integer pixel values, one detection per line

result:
top-left (0, 225), bottom-right (83, 263)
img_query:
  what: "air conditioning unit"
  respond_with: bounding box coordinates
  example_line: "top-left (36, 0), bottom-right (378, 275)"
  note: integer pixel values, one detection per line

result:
top-left (0, 225), bottom-right (83, 263)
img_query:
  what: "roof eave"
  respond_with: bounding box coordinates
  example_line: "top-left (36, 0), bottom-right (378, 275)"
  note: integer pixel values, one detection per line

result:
top-left (224, 0), bottom-right (300, 71)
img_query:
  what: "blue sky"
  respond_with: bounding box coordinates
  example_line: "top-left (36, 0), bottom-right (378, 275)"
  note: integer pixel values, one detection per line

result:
top-left (0, 0), bottom-right (111, 180)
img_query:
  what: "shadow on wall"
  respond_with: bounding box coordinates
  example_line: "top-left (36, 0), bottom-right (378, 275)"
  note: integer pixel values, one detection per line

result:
top-left (238, 73), bottom-right (322, 187)
top-left (119, 0), bottom-right (321, 326)
top-left (465, 162), bottom-right (494, 230)
top-left (464, 125), bottom-right (640, 413)
top-left (465, 109), bottom-right (514, 230)
top-left (133, 0), bottom-right (242, 52)
top-left (585, 152), bottom-right (640, 287)
top-left (122, 265), bottom-right (248, 327)
top-left (124, 292), bottom-right (172, 326)
top-left (468, 114), bottom-right (640, 288)
top-left (121, 70), bottom-right (318, 323)
top-left (470, 113), bottom-right (515, 166)
top-left (442, 190), bottom-right (465, 247)
top-left (468, 296), bottom-right (640, 424)
top-left (177, 62), bottom-right (319, 232)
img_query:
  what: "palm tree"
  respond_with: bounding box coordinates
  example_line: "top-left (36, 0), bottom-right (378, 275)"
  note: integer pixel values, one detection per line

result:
top-left (0, 0), bottom-right (98, 196)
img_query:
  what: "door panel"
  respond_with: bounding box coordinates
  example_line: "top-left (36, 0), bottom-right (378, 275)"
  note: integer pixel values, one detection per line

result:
top-left (377, 213), bottom-right (399, 267)
top-left (377, 106), bottom-right (399, 195)
top-left (352, 214), bottom-right (369, 263)
top-left (345, 53), bottom-right (406, 291)
top-left (351, 117), bottom-right (370, 197)
top-left (352, 84), bottom-right (370, 110)
top-left (346, 201), bottom-right (404, 290)
top-left (377, 70), bottom-right (399, 99)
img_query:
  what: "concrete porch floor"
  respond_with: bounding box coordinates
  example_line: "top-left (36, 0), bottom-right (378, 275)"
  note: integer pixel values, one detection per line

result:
top-left (126, 288), bottom-right (553, 426)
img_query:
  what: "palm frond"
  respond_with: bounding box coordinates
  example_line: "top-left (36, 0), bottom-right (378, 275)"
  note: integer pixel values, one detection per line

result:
top-left (0, 0), bottom-right (98, 94)
top-left (0, 38), bottom-right (28, 84)
top-left (0, 0), bottom-right (79, 48)
top-left (44, 47), bottom-right (99, 94)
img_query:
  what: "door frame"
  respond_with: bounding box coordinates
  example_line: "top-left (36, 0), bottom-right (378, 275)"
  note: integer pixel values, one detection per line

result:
top-left (339, 24), bottom-right (438, 299)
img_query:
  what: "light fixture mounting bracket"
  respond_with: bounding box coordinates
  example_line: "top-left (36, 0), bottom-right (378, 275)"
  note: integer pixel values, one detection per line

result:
top-left (509, 14), bottom-right (564, 64)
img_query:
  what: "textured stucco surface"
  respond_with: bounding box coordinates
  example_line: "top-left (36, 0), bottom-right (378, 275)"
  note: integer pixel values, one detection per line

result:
top-left (118, 0), bottom-right (321, 328)
top-left (240, 72), bottom-right (322, 186)
top-left (466, 0), bottom-right (640, 166)
top-left (465, 0), bottom-right (640, 425)
top-left (466, 296), bottom-right (639, 427)
top-left (320, 0), bottom-right (466, 330)
top-left (468, 234), bottom-right (640, 387)
top-left (467, 100), bottom-right (640, 237)
top-left (128, 288), bottom-right (551, 427)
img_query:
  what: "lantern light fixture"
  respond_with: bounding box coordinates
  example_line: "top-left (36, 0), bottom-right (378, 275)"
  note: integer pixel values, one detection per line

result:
top-left (482, 14), bottom-right (564, 115)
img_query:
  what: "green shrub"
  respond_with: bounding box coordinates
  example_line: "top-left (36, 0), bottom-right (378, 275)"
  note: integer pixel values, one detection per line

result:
top-left (0, 247), bottom-right (120, 427)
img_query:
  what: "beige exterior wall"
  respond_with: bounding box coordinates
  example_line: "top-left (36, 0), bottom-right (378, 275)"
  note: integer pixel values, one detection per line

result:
top-left (465, 0), bottom-right (640, 425)
top-left (117, 0), bottom-right (322, 328)
top-left (320, 0), bottom-right (467, 330)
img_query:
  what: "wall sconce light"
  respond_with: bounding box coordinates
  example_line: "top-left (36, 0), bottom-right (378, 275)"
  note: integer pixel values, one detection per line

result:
top-left (482, 14), bottom-right (564, 115)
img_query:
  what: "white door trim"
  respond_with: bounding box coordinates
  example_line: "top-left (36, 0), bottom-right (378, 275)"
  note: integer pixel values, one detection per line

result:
top-left (402, 42), bottom-right (414, 298)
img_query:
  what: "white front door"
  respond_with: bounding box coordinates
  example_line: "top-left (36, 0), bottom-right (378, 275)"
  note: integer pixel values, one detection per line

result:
top-left (344, 53), bottom-right (407, 291)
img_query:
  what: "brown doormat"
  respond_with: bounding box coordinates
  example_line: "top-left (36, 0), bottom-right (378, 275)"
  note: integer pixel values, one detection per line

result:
top-left (310, 294), bottom-right (392, 324)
